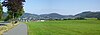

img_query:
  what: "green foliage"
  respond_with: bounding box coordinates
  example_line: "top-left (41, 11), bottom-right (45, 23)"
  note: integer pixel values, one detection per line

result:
top-left (14, 8), bottom-right (25, 18)
top-left (75, 11), bottom-right (100, 18)
top-left (0, 3), bottom-right (3, 19)
top-left (2, 0), bottom-right (25, 21)
top-left (75, 17), bottom-right (85, 20)
top-left (97, 18), bottom-right (100, 20)
top-left (26, 19), bottom-right (100, 35)
top-left (4, 11), bottom-right (13, 21)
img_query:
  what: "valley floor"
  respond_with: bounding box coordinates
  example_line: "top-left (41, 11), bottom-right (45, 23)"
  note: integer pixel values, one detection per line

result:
top-left (25, 19), bottom-right (100, 35)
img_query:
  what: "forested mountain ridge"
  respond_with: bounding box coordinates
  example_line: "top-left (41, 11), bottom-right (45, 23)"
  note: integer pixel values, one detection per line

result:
top-left (75, 11), bottom-right (100, 18)
top-left (2, 11), bottom-right (100, 19)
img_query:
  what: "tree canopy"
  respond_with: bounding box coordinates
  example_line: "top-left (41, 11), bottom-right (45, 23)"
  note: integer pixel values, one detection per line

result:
top-left (0, 3), bottom-right (3, 19)
top-left (2, 0), bottom-right (25, 21)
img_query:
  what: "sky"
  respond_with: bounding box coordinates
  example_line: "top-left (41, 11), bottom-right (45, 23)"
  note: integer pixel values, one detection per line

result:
top-left (1, 0), bottom-right (100, 15)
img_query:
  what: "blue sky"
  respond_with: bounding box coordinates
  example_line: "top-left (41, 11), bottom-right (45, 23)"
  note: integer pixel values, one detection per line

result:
top-left (1, 0), bottom-right (100, 15)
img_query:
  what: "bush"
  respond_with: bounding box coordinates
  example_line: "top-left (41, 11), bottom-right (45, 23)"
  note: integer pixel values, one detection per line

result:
top-left (75, 17), bottom-right (85, 20)
top-left (97, 18), bottom-right (100, 20)
top-left (54, 19), bottom-right (61, 20)
top-left (63, 19), bottom-right (68, 20)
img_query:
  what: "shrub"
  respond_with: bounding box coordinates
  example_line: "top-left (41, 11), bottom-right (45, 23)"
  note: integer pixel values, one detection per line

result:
top-left (75, 17), bottom-right (85, 20)
top-left (97, 18), bottom-right (100, 20)
top-left (54, 19), bottom-right (60, 20)
top-left (63, 19), bottom-right (68, 20)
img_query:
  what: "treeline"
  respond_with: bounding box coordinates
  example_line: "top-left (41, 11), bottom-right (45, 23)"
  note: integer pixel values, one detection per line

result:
top-left (49, 17), bottom-right (86, 20)
top-left (97, 18), bottom-right (100, 20)
top-left (75, 11), bottom-right (100, 18)
top-left (48, 17), bottom-right (100, 20)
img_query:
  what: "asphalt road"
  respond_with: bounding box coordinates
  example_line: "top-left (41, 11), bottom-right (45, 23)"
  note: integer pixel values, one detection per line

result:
top-left (3, 23), bottom-right (27, 35)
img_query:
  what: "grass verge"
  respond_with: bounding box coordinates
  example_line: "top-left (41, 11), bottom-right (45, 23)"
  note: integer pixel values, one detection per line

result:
top-left (0, 22), bottom-right (19, 35)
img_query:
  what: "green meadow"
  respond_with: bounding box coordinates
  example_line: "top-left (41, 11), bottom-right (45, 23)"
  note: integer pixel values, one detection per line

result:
top-left (25, 19), bottom-right (100, 35)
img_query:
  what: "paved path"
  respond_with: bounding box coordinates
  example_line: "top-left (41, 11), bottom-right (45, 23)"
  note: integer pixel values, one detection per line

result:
top-left (3, 23), bottom-right (27, 35)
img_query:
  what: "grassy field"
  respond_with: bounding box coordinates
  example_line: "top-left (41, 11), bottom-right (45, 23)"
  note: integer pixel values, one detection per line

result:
top-left (25, 19), bottom-right (100, 35)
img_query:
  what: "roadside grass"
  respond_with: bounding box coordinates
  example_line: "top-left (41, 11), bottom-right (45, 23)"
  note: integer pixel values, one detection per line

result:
top-left (25, 19), bottom-right (100, 35)
top-left (0, 22), bottom-right (19, 35)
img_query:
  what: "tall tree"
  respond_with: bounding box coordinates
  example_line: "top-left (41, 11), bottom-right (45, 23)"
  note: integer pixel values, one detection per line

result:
top-left (0, 2), bottom-right (3, 19)
top-left (2, 0), bottom-right (25, 21)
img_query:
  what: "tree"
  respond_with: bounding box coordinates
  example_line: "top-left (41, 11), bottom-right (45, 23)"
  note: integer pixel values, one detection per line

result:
top-left (0, 3), bottom-right (3, 19)
top-left (97, 18), bottom-right (100, 20)
top-left (2, 0), bottom-right (25, 21)
top-left (75, 17), bottom-right (86, 20)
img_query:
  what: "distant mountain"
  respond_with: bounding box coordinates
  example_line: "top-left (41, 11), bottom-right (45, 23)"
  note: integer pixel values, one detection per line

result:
top-left (75, 11), bottom-right (100, 18)
top-left (39, 13), bottom-right (65, 19)
top-left (63, 15), bottom-right (74, 18)
top-left (21, 13), bottom-right (39, 18)
top-left (20, 13), bottom-right (72, 19)
top-left (3, 11), bottom-right (100, 20)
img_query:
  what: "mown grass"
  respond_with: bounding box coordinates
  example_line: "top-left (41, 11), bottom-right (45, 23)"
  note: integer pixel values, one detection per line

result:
top-left (26, 19), bottom-right (100, 35)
